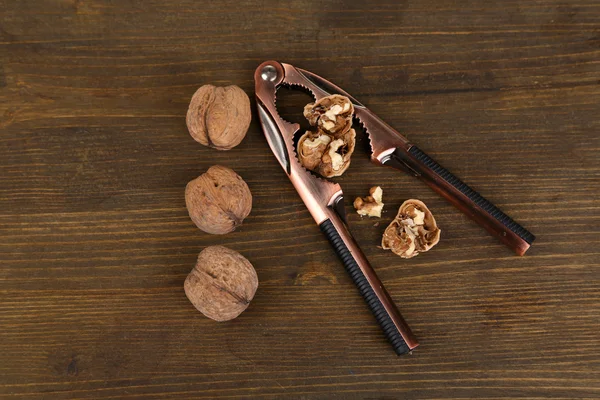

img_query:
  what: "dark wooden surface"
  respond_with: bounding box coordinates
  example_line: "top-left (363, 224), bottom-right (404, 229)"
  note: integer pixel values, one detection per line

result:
top-left (1, 1), bottom-right (599, 398)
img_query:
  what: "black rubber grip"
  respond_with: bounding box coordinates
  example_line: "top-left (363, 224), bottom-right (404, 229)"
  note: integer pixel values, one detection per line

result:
top-left (319, 219), bottom-right (410, 355)
top-left (408, 146), bottom-right (536, 244)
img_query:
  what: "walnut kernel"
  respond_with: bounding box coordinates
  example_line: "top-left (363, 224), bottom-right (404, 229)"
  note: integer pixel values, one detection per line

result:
top-left (354, 186), bottom-right (384, 217)
top-left (297, 130), bottom-right (331, 171)
top-left (381, 199), bottom-right (441, 259)
top-left (184, 246), bottom-right (258, 321)
top-left (298, 128), bottom-right (356, 178)
top-left (186, 85), bottom-right (251, 150)
top-left (298, 95), bottom-right (357, 178)
top-left (185, 165), bottom-right (252, 235)
top-left (303, 94), bottom-right (354, 136)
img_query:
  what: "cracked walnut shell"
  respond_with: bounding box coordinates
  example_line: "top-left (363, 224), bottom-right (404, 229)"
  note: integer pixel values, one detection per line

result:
top-left (298, 128), bottom-right (356, 178)
top-left (185, 165), bottom-right (252, 235)
top-left (303, 94), bottom-right (354, 136)
top-left (186, 85), bottom-right (251, 150)
top-left (382, 199), bottom-right (441, 259)
top-left (354, 186), bottom-right (384, 217)
top-left (184, 246), bottom-right (258, 321)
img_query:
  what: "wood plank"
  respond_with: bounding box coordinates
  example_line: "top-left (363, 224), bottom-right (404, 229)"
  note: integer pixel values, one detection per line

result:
top-left (1, 0), bottom-right (599, 398)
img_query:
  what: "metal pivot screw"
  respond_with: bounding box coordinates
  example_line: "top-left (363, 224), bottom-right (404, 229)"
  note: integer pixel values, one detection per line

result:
top-left (260, 65), bottom-right (278, 82)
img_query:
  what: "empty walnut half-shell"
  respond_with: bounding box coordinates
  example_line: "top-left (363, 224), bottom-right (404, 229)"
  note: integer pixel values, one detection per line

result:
top-left (354, 186), bottom-right (384, 217)
top-left (382, 199), bottom-right (441, 259)
top-left (298, 128), bottom-right (356, 178)
top-left (303, 94), bottom-right (354, 136)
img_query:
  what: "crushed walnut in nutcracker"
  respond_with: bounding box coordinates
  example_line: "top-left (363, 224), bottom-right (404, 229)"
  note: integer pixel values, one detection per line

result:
top-left (298, 95), bottom-right (356, 178)
top-left (303, 95), bottom-right (354, 136)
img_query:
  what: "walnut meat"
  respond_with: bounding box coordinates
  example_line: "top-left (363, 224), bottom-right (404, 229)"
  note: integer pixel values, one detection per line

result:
top-left (297, 130), bottom-right (331, 171)
top-left (382, 199), bottom-right (441, 259)
top-left (354, 186), bottom-right (384, 217)
top-left (186, 85), bottom-right (251, 150)
top-left (185, 165), bottom-right (252, 235)
top-left (303, 94), bottom-right (354, 136)
top-left (298, 128), bottom-right (356, 178)
top-left (184, 246), bottom-right (258, 321)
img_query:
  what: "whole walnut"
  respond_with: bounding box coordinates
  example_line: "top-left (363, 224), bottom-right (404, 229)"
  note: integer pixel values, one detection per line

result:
top-left (185, 165), bottom-right (252, 235)
top-left (186, 85), bottom-right (251, 150)
top-left (382, 199), bottom-right (441, 259)
top-left (184, 246), bottom-right (258, 321)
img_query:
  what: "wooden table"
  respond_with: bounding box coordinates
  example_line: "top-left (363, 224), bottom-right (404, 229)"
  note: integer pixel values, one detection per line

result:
top-left (1, 1), bottom-right (599, 398)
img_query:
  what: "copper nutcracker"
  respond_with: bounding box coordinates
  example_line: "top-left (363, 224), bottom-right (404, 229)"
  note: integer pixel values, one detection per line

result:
top-left (254, 61), bottom-right (535, 355)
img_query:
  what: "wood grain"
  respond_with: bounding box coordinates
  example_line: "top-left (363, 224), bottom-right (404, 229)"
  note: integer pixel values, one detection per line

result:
top-left (1, 0), bottom-right (599, 398)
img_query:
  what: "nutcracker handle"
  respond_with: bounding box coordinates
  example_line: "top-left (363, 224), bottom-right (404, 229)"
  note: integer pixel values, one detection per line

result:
top-left (385, 145), bottom-right (535, 256)
top-left (319, 215), bottom-right (418, 355)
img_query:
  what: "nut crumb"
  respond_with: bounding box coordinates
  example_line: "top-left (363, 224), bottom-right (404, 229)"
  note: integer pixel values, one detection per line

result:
top-left (354, 186), bottom-right (384, 217)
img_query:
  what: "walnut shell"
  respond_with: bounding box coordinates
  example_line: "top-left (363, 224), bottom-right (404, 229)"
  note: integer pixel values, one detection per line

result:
top-left (318, 128), bottom-right (355, 177)
top-left (186, 85), bottom-right (251, 150)
top-left (297, 130), bottom-right (331, 171)
top-left (184, 246), bottom-right (258, 321)
top-left (303, 94), bottom-right (354, 136)
top-left (185, 165), bottom-right (252, 235)
top-left (381, 199), bottom-right (441, 259)
top-left (297, 128), bottom-right (356, 178)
